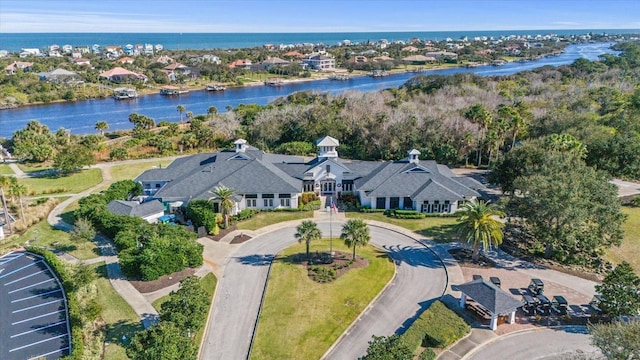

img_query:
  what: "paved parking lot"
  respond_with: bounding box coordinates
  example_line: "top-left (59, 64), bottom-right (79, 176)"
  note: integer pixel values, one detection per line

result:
top-left (0, 251), bottom-right (71, 360)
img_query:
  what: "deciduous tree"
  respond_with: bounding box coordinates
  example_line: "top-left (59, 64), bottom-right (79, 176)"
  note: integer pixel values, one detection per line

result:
top-left (595, 262), bottom-right (640, 318)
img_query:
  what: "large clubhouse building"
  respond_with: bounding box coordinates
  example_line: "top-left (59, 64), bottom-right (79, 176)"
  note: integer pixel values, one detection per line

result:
top-left (135, 136), bottom-right (483, 215)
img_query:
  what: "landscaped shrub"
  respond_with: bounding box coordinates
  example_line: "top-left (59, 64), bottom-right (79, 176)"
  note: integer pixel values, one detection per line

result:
top-left (235, 208), bottom-right (259, 221)
top-left (308, 266), bottom-right (337, 282)
top-left (186, 199), bottom-right (220, 233)
top-left (419, 348), bottom-right (437, 360)
top-left (389, 209), bottom-right (426, 219)
top-left (402, 300), bottom-right (470, 351)
top-left (359, 206), bottom-right (386, 213)
top-left (300, 192), bottom-right (319, 206)
top-left (301, 199), bottom-right (321, 210)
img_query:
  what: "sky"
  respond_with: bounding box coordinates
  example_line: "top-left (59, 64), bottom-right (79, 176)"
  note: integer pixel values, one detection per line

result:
top-left (1, 0), bottom-right (639, 33)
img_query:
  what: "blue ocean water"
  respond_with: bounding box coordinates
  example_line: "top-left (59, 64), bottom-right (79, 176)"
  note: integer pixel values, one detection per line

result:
top-left (0, 29), bottom-right (636, 52)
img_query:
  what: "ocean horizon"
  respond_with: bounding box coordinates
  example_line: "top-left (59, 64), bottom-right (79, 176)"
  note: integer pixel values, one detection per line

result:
top-left (2, 29), bottom-right (638, 52)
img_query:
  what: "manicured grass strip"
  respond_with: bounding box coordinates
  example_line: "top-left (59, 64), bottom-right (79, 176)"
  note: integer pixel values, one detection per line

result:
top-left (402, 300), bottom-right (470, 352)
top-left (109, 159), bottom-right (175, 183)
top-left (0, 220), bottom-right (98, 260)
top-left (0, 163), bottom-right (14, 174)
top-left (16, 163), bottom-right (53, 173)
top-left (19, 168), bottom-right (102, 195)
top-left (251, 239), bottom-right (394, 360)
top-left (94, 262), bottom-right (143, 360)
top-left (605, 206), bottom-right (640, 275)
top-left (236, 211), bottom-right (313, 231)
top-left (346, 212), bottom-right (458, 242)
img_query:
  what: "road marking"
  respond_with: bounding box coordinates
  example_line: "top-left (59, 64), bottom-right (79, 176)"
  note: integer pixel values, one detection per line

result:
top-left (4, 269), bottom-right (47, 285)
top-left (13, 299), bottom-right (62, 313)
top-left (8, 278), bottom-right (55, 294)
top-left (12, 309), bottom-right (64, 325)
top-left (28, 347), bottom-right (70, 360)
top-left (11, 321), bottom-right (66, 338)
top-left (0, 260), bottom-right (40, 279)
top-left (0, 252), bottom-right (24, 265)
top-left (9, 333), bottom-right (67, 352)
top-left (11, 289), bottom-right (61, 303)
top-left (28, 346), bottom-right (69, 360)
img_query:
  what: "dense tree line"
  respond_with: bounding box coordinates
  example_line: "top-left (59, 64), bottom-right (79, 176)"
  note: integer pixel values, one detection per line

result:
top-left (76, 180), bottom-right (203, 280)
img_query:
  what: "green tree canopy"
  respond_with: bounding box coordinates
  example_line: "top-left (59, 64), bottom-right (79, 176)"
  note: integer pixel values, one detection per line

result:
top-left (361, 335), bottom-right (413, 360)
top-left (159, 276), bottom-right (210, 332)
top-left (589, 320), bottom-right (640, 360)
top-left (209, 185), bottom-right (235, 229)
top-left (11, 120), bottom-right (56, 162)
top-left (595, 262), bottom-right (640, 318)
top-left (53, 144), bottom-right (95, 174)
top-left (126, 322), bottom-right (196, 360)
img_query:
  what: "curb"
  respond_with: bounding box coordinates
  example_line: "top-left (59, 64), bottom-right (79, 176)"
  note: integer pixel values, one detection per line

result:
top-left (198, 274), bottom-right (220, 360)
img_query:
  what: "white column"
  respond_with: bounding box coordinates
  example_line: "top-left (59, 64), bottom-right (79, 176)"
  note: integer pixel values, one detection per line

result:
top-left (509, 311), bottom-right (516, 324)
top-left (459, 293), bottom-right (467, 308)
top-left (490, 314), bottom-right (497, 330)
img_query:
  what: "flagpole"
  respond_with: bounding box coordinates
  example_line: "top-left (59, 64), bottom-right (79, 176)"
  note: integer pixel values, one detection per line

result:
top-left (329, 196), bottom-right (333, 257)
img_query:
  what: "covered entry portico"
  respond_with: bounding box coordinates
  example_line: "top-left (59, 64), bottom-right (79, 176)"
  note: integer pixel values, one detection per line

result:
top-left (452, 278), bottom-right (523, 330)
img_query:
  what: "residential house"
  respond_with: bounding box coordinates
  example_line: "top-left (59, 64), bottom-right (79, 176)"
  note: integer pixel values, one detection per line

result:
top-left (190, 54), bottom-right (221, 64)
top-left (228, 59), bottom-right (252, 70)
top-left (74, 46), bottom-right (91, 55)
top-left (425, 51), bottom-right (459, 60)
top-left (402, 46), bottom-right (420, 53)
top-left (372, 55), bottom-right (395, 63)
top-left (5, 61), bottom-right (34, 75)
top-left (283, 51), bottom-right (305, 59)
top-left (135, 136), bottom-right (482, 216)
top-left (37, 68), bottom-right (82, 83)
top-left (116, 57), bottom-right (135, 65)
top-left (347, 56), bottom-right (368, 64)
top-left (262, 57), bottom-right (290, 70)
top-left (162, 62), bottom-right (199, 81)
top-left (107, 199), bottom-right (165, 224)
top-left (303, 52), bottom-right (336, 71)
top-left (99, 67), bottom-right (147, 83)
top-left (401, 55), bottom-right (436, 64)
top-left (71, 58), bottom-right (91, 66)
top-left (155, 55), bottom-right (175, 64)
top-left (104, 46), bottom-right (124, 59)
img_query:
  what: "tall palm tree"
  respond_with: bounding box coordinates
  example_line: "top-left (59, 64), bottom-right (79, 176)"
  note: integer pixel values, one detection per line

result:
top-left (295, 220), bottom-right (322, 260)
top-left (453, 199), bottom-right (505, 262)
top-left (95, 120), bottom-right (108, 136)
top-left (186, 111), bottom-right (194, 122)
top-left (463, 104), bottom-right (493, 167)
top-left (0, 175), bottom-right (12, 231)
top-left (208, 185), bottom-right (235, 229)
top-left (177, 105), bottom-right (186, 122)
top-left (207, 106), bottom-right (218, 120)
top-left (341, 219), bottom-right (370, 260)
top-left (9, 180), bottom-right (28, 223)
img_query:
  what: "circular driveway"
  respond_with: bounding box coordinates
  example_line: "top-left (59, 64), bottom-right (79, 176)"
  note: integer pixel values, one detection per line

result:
top-left (200, 221), bottom-right (448, 360)
top-left (466, 327), bottom-right (600, 360)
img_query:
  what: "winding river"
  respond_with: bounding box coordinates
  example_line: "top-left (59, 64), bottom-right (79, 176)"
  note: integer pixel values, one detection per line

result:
top-left (0, 42), bottom-right (616, 138)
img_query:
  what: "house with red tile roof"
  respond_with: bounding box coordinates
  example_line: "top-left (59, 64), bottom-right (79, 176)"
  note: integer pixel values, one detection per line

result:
top-left (5, 61), bottom-right (34, 75)
top-left (228, 59), bottom-right (252, 69)
top-left (99, 67), bottom-right (147, 83)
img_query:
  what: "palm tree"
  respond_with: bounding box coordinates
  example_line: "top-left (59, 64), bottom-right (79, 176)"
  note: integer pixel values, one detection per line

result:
top-left (463, 104), bottom-right (493, 167)
top-left (186, 111), bottom-right (194, 122)
top-left (95, 120), bottom-right (108, 136)
top-left (177, 105), bottom-right (186, 122)
top-left (0, 175), bottom-right (13, 232)
top-left (208, 106), bottom-right (218, 120)
top-left (453, 199), bottom-right (505, 262)
top-left (208, 185), bottom-right (235, 229)
top-left (9, 180), bottom-right (28, 223)
top-left (295, 220), bottom-right (322, 261)
top-left (341, 219), bottom-right (370, 260)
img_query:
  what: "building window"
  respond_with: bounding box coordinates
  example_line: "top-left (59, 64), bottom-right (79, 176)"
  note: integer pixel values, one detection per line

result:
top-left (444, 200), bottom-right (451, 213)
top-left (390, 197), bottom-right (399, 209)
top-left (303, 181), bottom-right (314, 192)
top-left (458, 200), bottom-right (465, 209)
top-left (342, 180), bottom-right (353, 192)
top-left (421, 201), bottom-right (430, 213)
top-left (263, 199), bottom-right (273, 207)
top-left (376, 197), bottom-right (386, 209)
top-left (246, 199), bottom-right (257, 208)
top-left (433, 200), bottom-right (441, 213)
top-left (155, 183), bottom-right (161, 188)
top-left (280, 198), bottom-right (290, 207)
top-left (403, 197), bottom-right (413, 210)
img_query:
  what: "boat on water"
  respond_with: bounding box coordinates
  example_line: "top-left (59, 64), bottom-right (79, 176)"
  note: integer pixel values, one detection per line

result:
top-left (113, 87), bottom-right (138, 100)
top-left (159, 85), bottom-right (189, 96)
top-left (205, 83), bottom-right (226, 91)
top-left (264, 78), bottom-right (284, 86)
top-left (368, 70), bottom-right (388, 78)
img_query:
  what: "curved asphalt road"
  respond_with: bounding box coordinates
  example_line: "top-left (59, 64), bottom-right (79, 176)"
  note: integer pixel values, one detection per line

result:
top-left (200, 221), bottom-right (447, 360)
top-left (466, 327), bottom-right (600, 360)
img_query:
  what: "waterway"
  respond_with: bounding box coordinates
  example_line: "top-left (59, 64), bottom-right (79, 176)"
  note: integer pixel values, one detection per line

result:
top-left (0, 42), bottom-right (617, 138)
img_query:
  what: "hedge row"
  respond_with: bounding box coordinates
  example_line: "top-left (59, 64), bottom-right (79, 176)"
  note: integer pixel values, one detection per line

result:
top-left (26, 247), bottom-right (84, 359)
top-left (402, 300), bottom-right (470, 352)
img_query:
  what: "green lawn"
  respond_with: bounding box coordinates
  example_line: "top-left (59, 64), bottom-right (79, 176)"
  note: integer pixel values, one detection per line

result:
top-left (346, 212), bottom-right (458, 242)
top-left (19, 168), bottom-right (102, 195)
top-left (605, 206), bottom-right (640, 274)
top-left (0, 220), bottom-right (98, 260)
top-left (109, 159), bottom-right (175, 183)
top-left (251, 239), bottom-right (394, 360)
top-left (16, 163), bottom-right (53, 173)
top-left (94, 262), bottom-right (143, 360)
top-left (236, 211), bottom-right (313, 231)
top-left (0, 163), bottom-right (13, 174)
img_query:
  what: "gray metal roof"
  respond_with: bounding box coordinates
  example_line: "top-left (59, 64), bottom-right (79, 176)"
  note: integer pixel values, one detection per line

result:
top-left (452, 278), bottom-right (523, 315)
top-left (107, 200), bottom-right (165, 217)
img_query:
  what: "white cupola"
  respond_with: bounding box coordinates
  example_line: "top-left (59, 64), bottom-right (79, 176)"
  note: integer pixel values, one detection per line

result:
top-left (234, 139), bottom-right (247, 153)
top-left (408, 149), bottom-right (420, 164)
top-left (316, 135), bottom-right (339, 159)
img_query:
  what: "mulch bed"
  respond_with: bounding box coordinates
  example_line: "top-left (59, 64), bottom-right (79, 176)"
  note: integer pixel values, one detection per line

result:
top-left (208, 224), bottom-right (238, 241)
top-left (129, 267), bottom-right (196, 294)
top-left (288, 251), bottom-right (368, 282)
top-left (230, 234), bottom-right (252, 244)
top-left (448, 248), bottom-right (497, 268)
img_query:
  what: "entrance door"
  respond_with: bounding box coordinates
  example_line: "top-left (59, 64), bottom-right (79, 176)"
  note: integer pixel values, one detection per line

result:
top-left (321, 180), bottom-right (336, 195)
